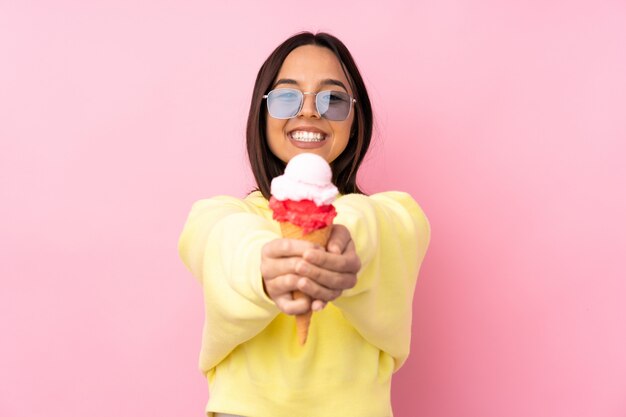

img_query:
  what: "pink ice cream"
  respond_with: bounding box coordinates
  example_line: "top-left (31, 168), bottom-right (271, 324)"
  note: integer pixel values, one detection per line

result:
top-left (269, 153), bottom-right (338, 234)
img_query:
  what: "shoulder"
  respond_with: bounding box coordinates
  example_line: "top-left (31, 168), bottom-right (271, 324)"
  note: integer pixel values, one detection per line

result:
top-left (336, 191), bottom-right (430, 244)
top-left (243, 190), bottom-right (270, 211)
top-left (336, 191), bottom-right (427, 220)
top-left (189, 191), bottom-right (269, 215)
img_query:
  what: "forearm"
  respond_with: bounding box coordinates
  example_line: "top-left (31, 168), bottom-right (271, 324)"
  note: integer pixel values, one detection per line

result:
top-left (178, 197), bottom-right (282, 370)
top-left (330, 192), bottom-right (431, 369)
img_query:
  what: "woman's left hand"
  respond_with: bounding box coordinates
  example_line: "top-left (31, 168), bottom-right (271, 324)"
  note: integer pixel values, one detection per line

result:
top-left (296, 224), bottom-right (361, 311)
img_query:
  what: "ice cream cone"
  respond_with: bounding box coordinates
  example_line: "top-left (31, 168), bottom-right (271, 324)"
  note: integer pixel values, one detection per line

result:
top-left (269, 153), bottom-right (339, 346)
top-left (280, 222), bottom-right (332, 345)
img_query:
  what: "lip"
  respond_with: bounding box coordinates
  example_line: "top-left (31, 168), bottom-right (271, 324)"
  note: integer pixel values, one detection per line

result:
top-left (287, 125), bottom-right (329, 149)
top-left (287, 126), bottom-right (328, 135)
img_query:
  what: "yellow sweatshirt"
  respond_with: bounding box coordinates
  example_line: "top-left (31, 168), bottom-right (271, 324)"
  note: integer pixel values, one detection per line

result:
top-left (178, 190), bottom-right (430, 417)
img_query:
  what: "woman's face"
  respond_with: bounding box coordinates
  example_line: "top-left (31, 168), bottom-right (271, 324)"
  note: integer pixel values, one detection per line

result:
top-left (265, 45), bottom-right (355, 164)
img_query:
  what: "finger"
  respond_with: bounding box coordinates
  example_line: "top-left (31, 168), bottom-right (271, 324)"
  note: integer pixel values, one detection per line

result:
top-left (262, 238), bottom-right (321, 259)
top-left (311, 299), bottom-right (327, 312)
top-left (261, 256), bottom-right (307, 281)
top-left (295, 259), bottom-right (357, 290)
top-left (302, 242), bottom-right (361, 274)
top-left (307, 269), bottom-right (356, 291)
top-left (274, 293), bottom-right (310, 316)
top-left (263, 274), bottom-right (299, 298)
top-left (296, 277), bottom-right (342, 302)
top-left (327, 224), bottom-right (351, 254)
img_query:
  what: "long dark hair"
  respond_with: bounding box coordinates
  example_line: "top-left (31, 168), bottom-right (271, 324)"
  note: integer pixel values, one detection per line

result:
top-left (246, 32), bottom-right (373, 198)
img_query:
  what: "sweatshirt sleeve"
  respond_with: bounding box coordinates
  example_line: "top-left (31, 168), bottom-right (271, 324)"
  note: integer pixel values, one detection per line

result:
top-left (178, 195), bottom-right (281, 373)
top-left (331, 191), bottom-right (431, 371)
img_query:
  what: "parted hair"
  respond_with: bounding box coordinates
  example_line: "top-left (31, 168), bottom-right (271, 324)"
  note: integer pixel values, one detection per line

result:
top-left (246, 31), bottom-right (373, 198)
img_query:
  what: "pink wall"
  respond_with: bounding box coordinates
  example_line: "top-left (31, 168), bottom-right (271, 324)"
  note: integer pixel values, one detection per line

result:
top-left (1, 1), bottom-right (625, 416)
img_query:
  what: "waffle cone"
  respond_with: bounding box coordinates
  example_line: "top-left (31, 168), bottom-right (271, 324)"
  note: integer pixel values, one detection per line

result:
top-left (280, 222), bottom-right (332, 345)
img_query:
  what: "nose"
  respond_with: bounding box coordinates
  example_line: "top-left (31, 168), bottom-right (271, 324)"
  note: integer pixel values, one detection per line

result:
top-left (298, 92), bottom-right (320, 119)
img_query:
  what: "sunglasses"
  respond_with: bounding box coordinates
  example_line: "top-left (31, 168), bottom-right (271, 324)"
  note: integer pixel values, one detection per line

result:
top-left (263, 88), bottom-right (356, 121)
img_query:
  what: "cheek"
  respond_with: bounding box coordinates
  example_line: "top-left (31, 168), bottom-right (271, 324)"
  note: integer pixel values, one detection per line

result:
top-left (334, 119), bottom-right (353, 144)
top-left (328, 122), bottom-right (352, 159)
top-left (265, 117), bottom-right (289, 160)
top-left (266, 118), bottom-right (285, 140)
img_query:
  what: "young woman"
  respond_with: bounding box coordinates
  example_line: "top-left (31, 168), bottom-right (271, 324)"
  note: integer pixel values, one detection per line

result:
top-left (178, 32), bottom-right (430, 417)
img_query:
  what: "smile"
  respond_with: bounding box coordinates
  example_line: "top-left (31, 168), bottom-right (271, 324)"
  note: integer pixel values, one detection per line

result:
top-left (290, 131), bottom-right (326, 142)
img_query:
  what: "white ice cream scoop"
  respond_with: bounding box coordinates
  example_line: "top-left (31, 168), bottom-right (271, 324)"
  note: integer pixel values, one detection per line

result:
top-left (270, 153), bottom-right (339, 206)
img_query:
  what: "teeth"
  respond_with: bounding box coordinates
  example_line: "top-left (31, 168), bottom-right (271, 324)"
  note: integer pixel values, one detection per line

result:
top-left (291, 131), bottom-right (325, 142)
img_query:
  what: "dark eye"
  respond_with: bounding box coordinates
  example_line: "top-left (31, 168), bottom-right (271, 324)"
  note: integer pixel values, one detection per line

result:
top-left (274, 89), bottom-right (300, 101)
top-left (329, 91), bottom-right (349, 103)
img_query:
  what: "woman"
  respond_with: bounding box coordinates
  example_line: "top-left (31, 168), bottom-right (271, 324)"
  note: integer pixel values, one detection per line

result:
top-left (179, 31), bottom-right (430, 417)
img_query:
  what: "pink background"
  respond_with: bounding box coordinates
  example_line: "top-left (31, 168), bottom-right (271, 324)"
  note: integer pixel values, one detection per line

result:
top-left (1, 1), bottom-right (625, 416)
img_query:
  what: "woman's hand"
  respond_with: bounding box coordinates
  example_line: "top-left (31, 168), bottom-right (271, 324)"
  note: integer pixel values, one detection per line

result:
top-left (261, 238), bottom-right (322, 315)
top-left (260, 224), bottom-right (361, 315)
top-left (300, 224), bottom-right (361, 311)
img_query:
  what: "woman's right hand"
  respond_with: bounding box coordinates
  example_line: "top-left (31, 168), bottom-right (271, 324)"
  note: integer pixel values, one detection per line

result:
top-left (261, 238), bottom-right (341, 316)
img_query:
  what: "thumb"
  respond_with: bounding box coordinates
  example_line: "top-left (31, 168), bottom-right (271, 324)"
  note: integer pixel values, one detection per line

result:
top-left (327, 224), bottom-right (350, 254)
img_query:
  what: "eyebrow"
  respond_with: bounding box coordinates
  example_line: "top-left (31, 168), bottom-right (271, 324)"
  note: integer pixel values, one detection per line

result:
top-left (273, 78), bottom-right (349, 92)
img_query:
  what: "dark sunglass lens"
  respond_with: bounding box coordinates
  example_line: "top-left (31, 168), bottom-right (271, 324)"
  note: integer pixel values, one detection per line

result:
top-left (267, 89), bottom-right (301, 118)
top-left (317, 91), bottom-right (351, 121)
